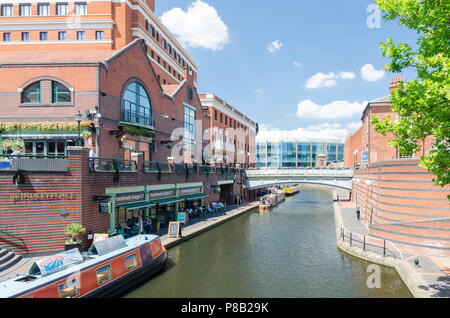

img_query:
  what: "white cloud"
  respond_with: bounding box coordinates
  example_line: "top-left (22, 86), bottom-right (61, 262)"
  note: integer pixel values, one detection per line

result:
top-left (338, 71), bottom-right (356, 80)
top-left (361, 64), bottom-right (385, 82)
top-left (293, 61), bottom-right (303, 68)
top-left (296, 99), bottom-right (367, 119)
top-left (268, 40), bottom-right (283, 53)
top-left (160, 0), bottom-right (229, 51)
top-left (255, 89), bottom-right (264, 95)
top-left (305, 72), bottom-right (338, 88)
top-left (305, 71), bottom-right (355, 89)
top-left (256, 123), bottom-right (349, 142)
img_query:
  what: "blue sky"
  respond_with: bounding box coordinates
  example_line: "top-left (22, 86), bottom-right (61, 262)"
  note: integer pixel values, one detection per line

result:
top-left (155, 0), bottom-right (418, 141)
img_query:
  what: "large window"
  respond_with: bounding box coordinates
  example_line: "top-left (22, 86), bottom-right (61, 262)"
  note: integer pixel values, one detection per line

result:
top-left (1, 4), bottom-right (13, 17)
top-left (123, 82), bottom-right (152, 127)
top-left (297, 142), bottom-right (311, 167)
top-left (282, 142), bottom-right (296, 167)
top-left (22, 82), bottom-right (41, 103)
top-left (52, 81), bottom-right (71, 103)
top-left (56, 3), bottom-right (68, 16)
top-left (75, 2), bottom-right (87, 15)
top-left (38, 3), bottom-right (50, 16)
top-left (19, 4), bottom-right (32, 16)
top-left (184, 105), bottom-right (196, 163)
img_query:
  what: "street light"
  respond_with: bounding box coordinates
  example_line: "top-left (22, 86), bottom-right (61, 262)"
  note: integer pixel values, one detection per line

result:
top-left (75, 110), bottom-right (83, 146)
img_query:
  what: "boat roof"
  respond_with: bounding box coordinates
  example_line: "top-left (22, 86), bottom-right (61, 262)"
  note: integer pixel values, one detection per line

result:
top-left (0, 234), bottom-right (160, 298)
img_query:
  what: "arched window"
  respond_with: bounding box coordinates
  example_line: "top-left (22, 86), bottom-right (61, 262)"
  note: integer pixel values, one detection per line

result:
top-left (52, 81), bottom-right (71, 103)
top-left (21, 82), bottom-right (40, 103)
top-left (123, 82), bottom-right (152, 126)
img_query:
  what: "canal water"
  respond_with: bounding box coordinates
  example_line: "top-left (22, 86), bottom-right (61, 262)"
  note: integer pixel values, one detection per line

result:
top-left (124, 186), bottom-right (412, 298)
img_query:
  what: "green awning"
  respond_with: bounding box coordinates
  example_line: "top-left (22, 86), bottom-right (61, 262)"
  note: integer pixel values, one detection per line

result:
top-left (151, 196), bottom-right (184, 206)
top-left (117, 201), bottom-right (156, 210)
top-left (180, 193), bottom-right (209, 201)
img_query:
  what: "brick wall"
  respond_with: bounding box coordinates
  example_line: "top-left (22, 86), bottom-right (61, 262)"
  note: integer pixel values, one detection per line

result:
top-left (353, 159), bottom-right (450, 257)
top-left (0, 147), bottom-right (247, 255)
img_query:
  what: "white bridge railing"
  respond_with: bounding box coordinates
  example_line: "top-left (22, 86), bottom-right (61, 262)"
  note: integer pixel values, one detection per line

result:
top-left (246, 168), bottom-right (353, 178)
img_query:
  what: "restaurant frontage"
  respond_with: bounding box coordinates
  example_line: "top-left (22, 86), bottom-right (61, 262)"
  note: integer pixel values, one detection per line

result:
top-left (105, 182), bottom-right (208, 236)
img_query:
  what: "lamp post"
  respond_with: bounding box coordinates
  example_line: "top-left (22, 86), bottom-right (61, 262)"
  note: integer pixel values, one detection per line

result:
top-left (75, 110), bottom-right (83, 146)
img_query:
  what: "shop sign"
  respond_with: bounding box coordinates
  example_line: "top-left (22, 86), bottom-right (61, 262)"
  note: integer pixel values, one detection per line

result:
top-left (115, 193), bottom-right (145, 204)
top-left (10, 192), bottom-right (76, 201)
top-left (361, 151), bottom-right (369, 164)
top-left (178, 187), bottom-right (201, 196)
top-left (148, 189), bottom-right (175, 199)
top-left (99, 202), bottom-right (109, 214)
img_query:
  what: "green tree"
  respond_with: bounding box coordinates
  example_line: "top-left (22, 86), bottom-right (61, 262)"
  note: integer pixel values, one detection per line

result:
top-left (371, 0), bottom-right (450, 190)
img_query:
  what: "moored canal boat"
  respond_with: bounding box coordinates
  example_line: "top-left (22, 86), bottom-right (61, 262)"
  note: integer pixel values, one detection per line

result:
top-left (0, 234), bottom-right (167, 298)
top-left (259, 191), bottom-right (285, 211)
top-left (283, 184), bottom-right (301, 196)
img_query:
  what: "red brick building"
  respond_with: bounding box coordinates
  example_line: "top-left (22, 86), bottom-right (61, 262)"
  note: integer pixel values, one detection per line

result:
top-left (344, 78), bottom-right (450, 257)
top-left (0, 0), bottom-right (257, 255)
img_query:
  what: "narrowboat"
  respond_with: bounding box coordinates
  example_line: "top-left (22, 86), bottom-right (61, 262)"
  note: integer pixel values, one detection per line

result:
top-left (0, 234), bottom-right (168, 298)
top-left (283, 184), bottom-right (301, 196)
top-left (259, 191), bottom-right (285, 211)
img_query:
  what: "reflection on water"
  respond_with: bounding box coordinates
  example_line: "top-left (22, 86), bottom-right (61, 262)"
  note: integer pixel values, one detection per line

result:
top-left (124, 186), bottom-right (412, 298)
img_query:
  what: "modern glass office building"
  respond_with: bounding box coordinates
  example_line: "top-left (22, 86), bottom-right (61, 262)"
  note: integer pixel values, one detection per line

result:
top-left (256, 140), bottom-right (344, 168)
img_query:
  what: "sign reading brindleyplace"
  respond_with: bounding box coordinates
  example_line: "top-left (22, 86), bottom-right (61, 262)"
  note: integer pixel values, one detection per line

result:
top-left (9, 192), bottom-right (76, 201)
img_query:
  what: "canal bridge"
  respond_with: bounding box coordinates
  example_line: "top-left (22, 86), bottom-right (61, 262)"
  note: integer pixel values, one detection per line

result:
top-left (245, 168), bottom-right (353, 191)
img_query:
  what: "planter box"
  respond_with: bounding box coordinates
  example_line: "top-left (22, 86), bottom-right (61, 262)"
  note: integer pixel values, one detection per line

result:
top-left (64, 243), bottom-right (82, 252)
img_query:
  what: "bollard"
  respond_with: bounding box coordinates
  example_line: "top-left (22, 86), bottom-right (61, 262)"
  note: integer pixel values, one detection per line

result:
top-left (363, 236), bottom-right (366, 251)
top-left (350, 232), bottom-right (352, 246)
top-left (383, 240), bottom-right (386, 256)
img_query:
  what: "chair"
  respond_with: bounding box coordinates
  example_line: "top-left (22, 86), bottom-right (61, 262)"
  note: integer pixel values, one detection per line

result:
top-left (117, 228), bottom-right (128, 239)
top-left (130, 225), bottom-right (139, 237)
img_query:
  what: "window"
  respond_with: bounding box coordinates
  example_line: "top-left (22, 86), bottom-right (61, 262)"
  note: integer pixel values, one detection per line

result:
top-left (95, 31), bottom-right (104, 40)
top-left (124, 254), bottom-right (138, 271)
top-left (22, 82), bottom-right (40, 103)
top-left (150, 25), bottom-right (155, 37)
top-left (184, 105), bottom-right (196, 163)
top-left (19, 4), bottom-right (32, 16)
top-left (75, 2), bottom-right (87, 15)
top-left (52, 81), bottom-right (71, 103)
top-left (3, 33), bottom-right (11, 42)
top-left (38, 3), bottom-right (50, 16)
top-left (58, 278), bottom-right (80, 298)
top-left (77, 31), bottom-right (85, 40)
top-left (123, 82), bottom-right (153, 127)
top-left (56, 3), bottom-right (68, 15)
top-left (145, 20), bottom-right (149, 31)
top-left (214, 110), bottom-right (217, 121)
top-left (173, 49), bottom-right (177, 59)
top-left (220, 113), bottom-right (223, 123)
top-left (168, 44), bottom-right (172, 54)
top-left (96, 265), bottom-right (113, 286)
top-left (58, 31), bottom-right (66, 41)
top-left (225, 116), bottom-right (228, 125)
top-left (21, 32), bottom-right (29, 41)
top-left (162, 38), bottom-right (167, 49)
top-left (1, 4), bottom-right (13, 17)
top-left (40, 32), bottom-right (47, 41)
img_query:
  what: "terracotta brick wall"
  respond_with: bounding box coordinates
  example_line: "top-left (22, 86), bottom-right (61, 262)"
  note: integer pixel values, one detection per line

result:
top-left (353, 159), bottom-right (450, 257)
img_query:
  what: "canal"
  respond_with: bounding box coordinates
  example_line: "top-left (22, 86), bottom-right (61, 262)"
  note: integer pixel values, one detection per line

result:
top-left (124, 186), bottom-right (412, 298)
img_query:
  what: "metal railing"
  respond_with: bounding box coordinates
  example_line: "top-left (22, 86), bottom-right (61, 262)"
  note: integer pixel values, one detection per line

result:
top-left (122, 109), bottom-right (154, 128)
top-left (91, 157), bottom-right (137, 173)
top-left (340, 225), bottom-right (403, 261)
top-left (246, 168), bottom-right (354, 177)
top-left (0, 229), bottom-right (28, 252)
top-left (143, 161), bottom-right (173, 173)
top-left (0, 154), bottom-right (68, 172)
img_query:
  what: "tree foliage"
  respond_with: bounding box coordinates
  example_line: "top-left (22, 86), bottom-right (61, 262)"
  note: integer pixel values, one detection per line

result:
top-left (371, 0), bottom-right (450, 188)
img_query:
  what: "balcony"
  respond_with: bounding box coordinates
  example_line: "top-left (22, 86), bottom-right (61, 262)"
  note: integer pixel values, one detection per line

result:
top-left (0, 154), bottom-right (68, 172)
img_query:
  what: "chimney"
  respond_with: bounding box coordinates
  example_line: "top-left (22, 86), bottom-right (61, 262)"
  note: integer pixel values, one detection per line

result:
top-left (390, 76), bottom-right (404, 94)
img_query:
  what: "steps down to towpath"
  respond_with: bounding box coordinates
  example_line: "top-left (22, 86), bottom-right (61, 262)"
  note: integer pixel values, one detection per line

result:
top-left (0, 247), bottom-right (23, 273)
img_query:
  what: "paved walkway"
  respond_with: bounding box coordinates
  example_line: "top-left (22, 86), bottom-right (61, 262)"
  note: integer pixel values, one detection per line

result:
top-left (0, 201), bottom-right (259, 282)
top-left (334, 189), bottom-right (450, 298)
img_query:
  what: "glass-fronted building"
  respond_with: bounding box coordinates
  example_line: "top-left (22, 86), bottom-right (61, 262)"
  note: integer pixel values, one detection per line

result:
top-left (256, 140), bottom-right (344, 168)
